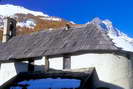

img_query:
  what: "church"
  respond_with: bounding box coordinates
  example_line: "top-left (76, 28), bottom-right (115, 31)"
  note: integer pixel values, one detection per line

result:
top-left (0, 17), bottom-right (132, 89)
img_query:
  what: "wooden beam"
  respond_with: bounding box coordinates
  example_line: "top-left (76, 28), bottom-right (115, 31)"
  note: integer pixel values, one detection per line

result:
top-left (63, 55), bottom-right (71, 69)
top-left (45, 56), bottom-right (49, 72)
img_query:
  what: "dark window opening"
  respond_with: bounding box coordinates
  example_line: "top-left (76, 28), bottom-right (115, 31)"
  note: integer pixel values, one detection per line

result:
top-left (28, 60), bottom-right (34, 72)
top-left (97, 87), bottom-right (109, 89)
top-left (8, 20), bottom-right (16, 39)
top-left (63, 55), bottom-right (71, 69)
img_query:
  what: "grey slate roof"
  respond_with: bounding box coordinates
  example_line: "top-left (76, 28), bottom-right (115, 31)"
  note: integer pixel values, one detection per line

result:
top-left (0, 24), bottom-right (120, 61)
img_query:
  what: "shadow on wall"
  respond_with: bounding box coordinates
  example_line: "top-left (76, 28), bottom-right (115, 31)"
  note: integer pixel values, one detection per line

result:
top-left (130, 56), bottom-right (133, 89)
top-left (14, 62), bottom-right (28, 74)
top-left (14, 62), bottom-right (46, 73)
top-left (92, 70), bottom-right (124, 89)
top-left (0, 63), bottom-right (1, 69)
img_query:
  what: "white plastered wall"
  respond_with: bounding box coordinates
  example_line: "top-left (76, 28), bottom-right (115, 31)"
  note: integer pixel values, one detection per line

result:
top-left (71, 53), bottom-right (132, 89)
top-left (34, 57), bottom-right (45, 71)
top-left (36, 53), bottom-right (132, 89)
top-left (34, 57), bottom-right (63, 70)
top-left (0, 62), bottom-right (28, 86)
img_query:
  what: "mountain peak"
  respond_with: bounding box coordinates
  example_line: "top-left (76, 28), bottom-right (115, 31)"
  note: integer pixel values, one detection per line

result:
top-left (88, 17), bottom-right (133, 52)
top-left (90, 17), bottom-right (102, 24)
top-left (90, 18), bottom-right (113, 29)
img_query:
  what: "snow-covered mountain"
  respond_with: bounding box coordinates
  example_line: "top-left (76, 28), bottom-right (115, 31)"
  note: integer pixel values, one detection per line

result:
top-left (0, 4), bottom-right (49, 17)
top-left (0, 4), bottom-right (71, 30)
top-left (89, 17), bottom-right (133, 52)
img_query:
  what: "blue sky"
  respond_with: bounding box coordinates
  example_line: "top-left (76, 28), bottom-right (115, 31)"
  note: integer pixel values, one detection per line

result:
top-left (0, 0), bottom-right (133, 37)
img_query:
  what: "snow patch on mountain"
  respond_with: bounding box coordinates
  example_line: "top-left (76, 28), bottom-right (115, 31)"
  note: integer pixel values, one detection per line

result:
top-left (0, 4), bottom-right (49, 17)
top-left (40, 17), bottom-right (61, 21)
top-left (70, 21), bottom-right (76, 24)
top-left (17, 19), bottom-right (36, 28)
top-left (108, 34), bottom-right (133, 52)
top-left (89, 17), bottom-right (133, 52)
